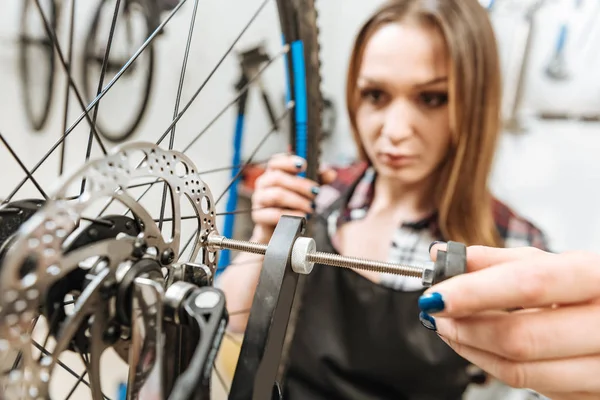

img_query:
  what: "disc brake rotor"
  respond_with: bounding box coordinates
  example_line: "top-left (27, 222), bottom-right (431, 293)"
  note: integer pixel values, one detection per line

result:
top-left (0, 142), bottom-right (218, 399)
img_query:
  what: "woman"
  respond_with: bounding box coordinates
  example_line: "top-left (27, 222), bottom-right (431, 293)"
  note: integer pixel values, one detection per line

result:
top-left (420, 243), bottom-right (600, 400)
top-left (219, 0), bottom-right (548, 398)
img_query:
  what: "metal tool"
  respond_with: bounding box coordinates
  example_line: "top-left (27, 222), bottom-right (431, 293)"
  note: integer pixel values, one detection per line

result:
top-left (503, 0), bottom-right (546, 133)
top-left (218, 215), bottom-right (467, 400)
top-left (208, 231), bottom-right (466, 288)
top-left (545, 23), bottom-right (570, 80)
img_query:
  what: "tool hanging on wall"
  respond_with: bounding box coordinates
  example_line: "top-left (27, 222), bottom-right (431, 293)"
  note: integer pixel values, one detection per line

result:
top-left (502, 0), bottom-right (546, 133)
top-left (218, 44), bottom-right (282, 273)
top-left (544, 0), bottom-right (584, 81)
top-left (545, 22), bottom-right (570, 80)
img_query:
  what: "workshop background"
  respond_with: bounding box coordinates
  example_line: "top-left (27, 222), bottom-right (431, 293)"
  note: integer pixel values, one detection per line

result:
top-left (0, 0), bottom-right (599, 398)
top-left (1, 0), bottom-right (599, 255)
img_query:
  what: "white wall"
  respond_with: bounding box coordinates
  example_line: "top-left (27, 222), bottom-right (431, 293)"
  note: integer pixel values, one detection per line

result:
top-left (0, 0), bottom-right (598, 258)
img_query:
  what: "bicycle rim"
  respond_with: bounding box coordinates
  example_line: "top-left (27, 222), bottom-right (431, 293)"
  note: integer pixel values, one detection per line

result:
top-left (19, 0), bottom-right (57, 132)
top-left (81, 0), bottom-right (155, 143)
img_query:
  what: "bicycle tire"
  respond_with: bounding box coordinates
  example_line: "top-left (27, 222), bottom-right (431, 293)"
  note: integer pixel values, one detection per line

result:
top-left (277, 0), bottom-right (323, 383)
top-left (221, 0), bottom-right (323, 396)
top-left (278, 0), bottom-right (322, 183)
top-left (81, 0), bottom-right (155, 143)
top-left (19, 0), bottom-right (57, 132)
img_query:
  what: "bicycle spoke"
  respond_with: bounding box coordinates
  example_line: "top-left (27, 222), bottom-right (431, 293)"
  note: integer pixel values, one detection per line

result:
top-left (214, 364), bottom-right (230, 393)
top-left (158, 0), bottom-right (201, 232)
top-left (180, 47), bottom-right (287, 154)
top-left (167, 0), bottom-right (199, 146)
top-left (177, 106), bottom-right (291, 261)
top-left (81, 0), bottom-right (122, 196)
top-left (124, 49), bottom-right (282, 208)
top-left (215, 207), bottom-right (268, 216)
top-left (64, 369), bottom-right (88, 400)
top-left (36, 303), bottom-right (63, 363)
top-left (4, 128), bottom-right (85, 202)
top-left (63, 0), bottom-right (187, 140)
top-left (152, 207), bottom-right (268, 223)
top-left (155, 0), bottom-right (274, 148)
top-left (214, 105), bottom-right (293, 205)
top-left (198, 159), bottom-right (269, 175)
top-left (77, 351), bottom-right (94, 398)
top-left (178, 230), bottom-right (197, 261)
top-left (224, 332), bottom-right (242, 347)
top-left (59, 0), bottom-right (76, 175)
top-left (95, 43), bottom-right (285, 217)
top-left (33, 0), bottom-right (108, 156)
top-left (0, 133), bottom-right (47, 200)
top-left (85, 157), bottom-right (267, 212)
top-left (229, 309), bottom-right (251, 316)
top-left (9, 316), bottom-right (40, 372)
top-left (31, 340), bottom-right (111, 400)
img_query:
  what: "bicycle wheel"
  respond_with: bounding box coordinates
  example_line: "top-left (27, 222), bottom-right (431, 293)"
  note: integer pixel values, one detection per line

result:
top-left (19, 0), bottom-right (57, 132)
top-left (81, 0), bottom-right (156, 143)
top-left (0, 0), bottom-right (322, 398)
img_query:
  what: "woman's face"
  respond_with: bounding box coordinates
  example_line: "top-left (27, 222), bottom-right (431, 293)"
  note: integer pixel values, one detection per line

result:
top-left (355, 21), bottom-right (451, 186)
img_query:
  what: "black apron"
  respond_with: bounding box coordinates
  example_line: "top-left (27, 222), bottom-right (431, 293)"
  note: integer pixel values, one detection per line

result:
top-left (283, 187), bottom-right (472, 400)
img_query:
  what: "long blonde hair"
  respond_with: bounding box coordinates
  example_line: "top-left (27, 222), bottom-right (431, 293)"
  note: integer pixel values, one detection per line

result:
top-left (346, 0), bottom-right (503, 247)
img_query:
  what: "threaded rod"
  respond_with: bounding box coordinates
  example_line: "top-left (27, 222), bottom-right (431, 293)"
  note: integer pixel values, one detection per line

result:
top-left (208, 235), bottom-right (267, 255)
top-left (307, 252), bottom-right (422, 277)
top-left (208, 234), bottom-right (424, 277)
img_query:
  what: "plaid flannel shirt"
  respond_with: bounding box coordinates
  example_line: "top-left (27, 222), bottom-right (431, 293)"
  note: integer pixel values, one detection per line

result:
top-left (316, 161), bottom-right (549, 291)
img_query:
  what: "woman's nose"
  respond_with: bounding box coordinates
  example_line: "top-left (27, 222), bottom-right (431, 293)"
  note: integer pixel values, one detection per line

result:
top-left (380, 100), bottom-right (414, 142)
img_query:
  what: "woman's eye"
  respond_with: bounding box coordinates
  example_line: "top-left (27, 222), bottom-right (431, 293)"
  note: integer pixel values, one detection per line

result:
top-left (419, 92), bottom-right (448, 108)
top-left (360, 89), bottom-right (386, 105)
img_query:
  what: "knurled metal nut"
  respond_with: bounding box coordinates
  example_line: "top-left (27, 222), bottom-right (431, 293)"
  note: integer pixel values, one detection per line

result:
top-left (291, 236), bottom-right (316, 275)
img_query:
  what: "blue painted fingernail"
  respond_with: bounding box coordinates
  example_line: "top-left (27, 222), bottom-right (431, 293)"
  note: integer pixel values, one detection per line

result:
top-left (295, 161), bottom-right (303, 169)
top-left (311, 186), bottom-right (320, 195)
top-left (419, 312), bottom-right (437, 331)
top-left (429, 240), bottom-right (445, 252)
top-left (311, 201), bottom-right (316, 210)
top-left (418, 292), bottom-right (445, 313)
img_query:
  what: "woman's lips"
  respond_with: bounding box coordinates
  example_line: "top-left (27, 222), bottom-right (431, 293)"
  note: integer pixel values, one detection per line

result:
top-left (378, 153), bottom-right (416, 167)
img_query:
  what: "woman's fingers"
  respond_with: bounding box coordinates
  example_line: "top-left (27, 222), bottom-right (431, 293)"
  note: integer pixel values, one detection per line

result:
top-left (251, 208), bottom-right (307, 227)
top-left (433, 303), bottom-right (600, 361)
top-left (319, 165), bottom-right (337, 185)
top-left (268, 154), bottom-right (337, 185)
top-left (436, 334), bottom-right (600, 393)
top-left (256, 168), bottom-right (319, 200)
top-left (429, 243), bottom-right (549, 273)
top-left (420, 251), bottom-right (600, 317)
top-left (267, 153), bottom-right (307, 174)
top-left (252, 186), bottom-right (314, 214)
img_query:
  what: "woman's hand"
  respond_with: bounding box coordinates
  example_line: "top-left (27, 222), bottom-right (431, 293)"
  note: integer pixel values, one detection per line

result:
top-left (419, 243), bottom-right (600, 400)
top-left (250, 153), bottom-right (336, 242)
